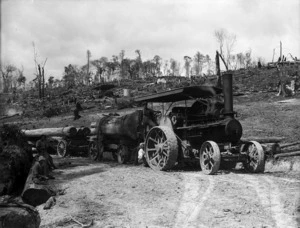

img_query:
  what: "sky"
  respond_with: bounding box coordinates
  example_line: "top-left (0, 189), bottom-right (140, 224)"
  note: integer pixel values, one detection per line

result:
top-left (1, 0), bottom-right (300, 81)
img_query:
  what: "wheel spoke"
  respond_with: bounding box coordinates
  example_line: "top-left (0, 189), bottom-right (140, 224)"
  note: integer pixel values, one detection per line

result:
top-left (162, 151), bottom-right (169, 157)
top-left (150, 154), bottom-right (159, 163)
top-left (149, 137), bottom-right (158, 144)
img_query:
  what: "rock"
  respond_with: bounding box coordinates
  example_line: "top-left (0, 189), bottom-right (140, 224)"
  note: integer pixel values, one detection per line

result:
top-left (43, 196), bottom-right (56, 210)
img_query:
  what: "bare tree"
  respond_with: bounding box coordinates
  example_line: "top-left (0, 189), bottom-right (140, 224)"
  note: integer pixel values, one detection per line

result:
top-left (163, 60), bottom-right (169, 76)
top-left (153, 55), bottom-right (162, 76)
top-left (245, 49), bottom-right (252, 69)
top-left (170, 59), bottom-right (177, 76)
top-left (135, 50), bottom-right (143, 77)
top-left (32, 42), bottom-right (47, 98)
top-left (225, 33), bottom-right (237, 69)
top-left (17, 66), bottom-right (26, 89)
top-left (0, 64), bottom-right (17, 93)
top-left (119, 50), bottom-right (125, 78)
top-left (184, 56), bottom-right (192, 78)
top-left (214, 29), bottom-right (226, 58)
top-left (193, 52), bottom-right (205, 76)
top-left (86, 50), bottom-right (91, 85)
top-left (214, 29), bottom-right (236, 70)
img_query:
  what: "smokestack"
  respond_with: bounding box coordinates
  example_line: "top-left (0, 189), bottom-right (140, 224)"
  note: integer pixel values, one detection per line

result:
top-left (222, 73), bottom-right (234, 118)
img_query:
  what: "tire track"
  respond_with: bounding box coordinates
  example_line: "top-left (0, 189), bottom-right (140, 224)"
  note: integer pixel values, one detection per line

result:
top-left (174, 173), bottom-right (214, 228)
top-left (239, 174), bottom-right (298, 228)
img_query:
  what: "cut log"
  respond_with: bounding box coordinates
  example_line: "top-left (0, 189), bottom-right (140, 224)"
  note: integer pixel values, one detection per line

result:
top-left (22, 126), bottom-right (77, 138)
top-left (241, 136), bottom-right (285, 143)
top-left (0, 202), bottom-right (41, 228)
top-left (261, 143), bottom-right (281, 156)
top-left (280, 142), bottom-right (300, 149)
top-left (274, 151), bottom-right (300, 159)
top-left (76, 127), bottom-right (91, 137)
top-left (279, 148), bottom-right (300, 154)
top-left (22, 163), bottom-right (57, 207)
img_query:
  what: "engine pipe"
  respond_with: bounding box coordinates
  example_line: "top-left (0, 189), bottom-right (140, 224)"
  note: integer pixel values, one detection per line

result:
top-left (222, 72), bottom-right (234, 118)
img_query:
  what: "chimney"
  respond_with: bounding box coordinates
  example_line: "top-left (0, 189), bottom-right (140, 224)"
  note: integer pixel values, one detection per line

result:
top-left (222, 73), bottom-right (234, 118)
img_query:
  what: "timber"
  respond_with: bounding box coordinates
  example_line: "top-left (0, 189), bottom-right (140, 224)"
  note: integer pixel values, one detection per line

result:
top-left (274, 151), bottom-right (300, 159)
top-left (280, 142), bottom-right (300, 149)
top-left (76, 127), bottom-right (91, 137)
top-left (22, 164), bottom-right (57, 207)
top-left (0, 202), bottom-right (41, 228)
top-left (241, 136), bottom-right (285, 143)
top-left (22, 126), bottom-right (77, 138)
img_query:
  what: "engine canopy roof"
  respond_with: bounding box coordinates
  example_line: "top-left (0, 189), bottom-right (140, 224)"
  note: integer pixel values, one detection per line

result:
top-left (135, 86), bottom-right (222, 103)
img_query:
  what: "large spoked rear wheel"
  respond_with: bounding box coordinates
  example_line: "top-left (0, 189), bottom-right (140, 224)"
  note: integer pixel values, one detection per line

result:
top-left (145, 126), bottom-right (178, 171)
top-left (200, 141), bottom-right (221, 175)
top-left (57, 139), bottom-right (68, 157)
top-left (243, 141), bottom-right (265, 173)
top-left (117, 145), bottom-right (130, 164)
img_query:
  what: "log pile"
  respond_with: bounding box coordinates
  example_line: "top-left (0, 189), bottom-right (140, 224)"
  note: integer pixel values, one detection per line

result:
top-left (242, 136), bottom-right (300, 159)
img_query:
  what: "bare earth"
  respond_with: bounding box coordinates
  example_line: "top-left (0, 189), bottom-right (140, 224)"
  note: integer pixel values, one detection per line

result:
top-left (3, 94), bottom-right (300, 228)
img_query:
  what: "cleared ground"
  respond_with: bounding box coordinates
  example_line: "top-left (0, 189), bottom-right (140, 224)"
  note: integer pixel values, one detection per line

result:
top-left (2, 93), bottom-right (300, 228)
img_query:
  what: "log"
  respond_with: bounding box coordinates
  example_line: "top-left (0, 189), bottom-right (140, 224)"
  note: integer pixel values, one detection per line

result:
top-left (22, 126), bottom-right (77, 138)
top-left (241, 136), bottom-right (285, 143)
top-left (274, 151), bottom-right (300, 159)
top-left (261, 143), bottom-right (281, 156)
top-left (0, 202), bottom-right (41, 228)
top-left (279, 148), bottom-right (300, 154)
top-left (22, 163), bottom-right (57, 207)
top-left (75, 127), bottom-right (91, 137)
top-left (280, 142), bottom-right (300, 149)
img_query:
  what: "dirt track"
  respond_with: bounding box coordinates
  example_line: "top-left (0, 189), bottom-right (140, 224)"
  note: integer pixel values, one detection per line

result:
top-left (37, 156), bottom-right (300, 228)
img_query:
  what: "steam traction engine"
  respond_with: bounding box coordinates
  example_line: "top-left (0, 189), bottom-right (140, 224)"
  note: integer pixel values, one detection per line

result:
top-left (135, 73), bottom-right (265, 174)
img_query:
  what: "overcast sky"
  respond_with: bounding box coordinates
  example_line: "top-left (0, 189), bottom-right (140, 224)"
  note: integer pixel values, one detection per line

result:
top-left (1, 0), bottom-right (300, 81)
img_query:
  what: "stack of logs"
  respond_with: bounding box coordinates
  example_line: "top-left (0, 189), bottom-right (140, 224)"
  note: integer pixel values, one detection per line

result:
top-left (242, 136), bottom-right (300, 159)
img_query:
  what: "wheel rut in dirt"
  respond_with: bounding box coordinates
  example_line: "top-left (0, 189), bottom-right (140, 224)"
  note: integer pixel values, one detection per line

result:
top-left (238, 174), bottom-right (299, 228)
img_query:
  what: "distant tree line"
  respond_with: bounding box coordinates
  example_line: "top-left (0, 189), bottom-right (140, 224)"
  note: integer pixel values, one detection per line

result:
top-left (1, 28), bottom-right (270, 94)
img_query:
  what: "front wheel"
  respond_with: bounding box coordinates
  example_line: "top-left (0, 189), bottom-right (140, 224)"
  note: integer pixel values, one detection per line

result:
top-left (57, 139), bottom-right (68, 157)
top-left (243, 141), bottom-right (265, 173)
top-left (200, 141), bottom-right (221, 175)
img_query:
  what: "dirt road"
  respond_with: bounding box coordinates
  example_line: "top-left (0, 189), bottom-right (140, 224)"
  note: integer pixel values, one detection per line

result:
top-left (37, 156), bottom-right (300, 228)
